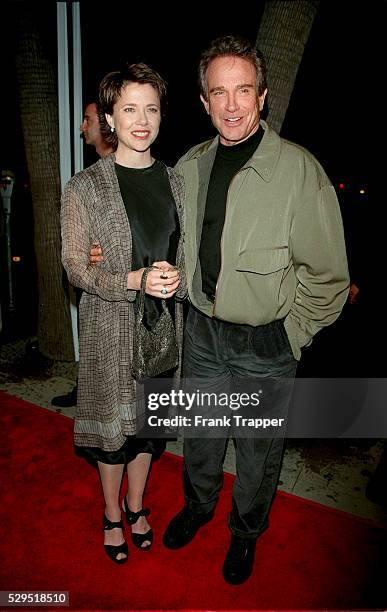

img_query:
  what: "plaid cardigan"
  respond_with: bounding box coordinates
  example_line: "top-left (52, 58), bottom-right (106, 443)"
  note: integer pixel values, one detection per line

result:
top-left (61, 154), bottom-right (186, 451)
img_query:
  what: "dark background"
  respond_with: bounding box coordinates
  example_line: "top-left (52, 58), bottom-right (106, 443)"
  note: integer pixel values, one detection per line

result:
top-left (0, 0), bottom-right (384, 375)
top-left (2, 1), bottom-right (381, 178)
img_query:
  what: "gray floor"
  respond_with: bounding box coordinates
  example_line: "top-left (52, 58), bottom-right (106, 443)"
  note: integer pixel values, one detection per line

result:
top-left (1, 339), bottom-right (386, 526)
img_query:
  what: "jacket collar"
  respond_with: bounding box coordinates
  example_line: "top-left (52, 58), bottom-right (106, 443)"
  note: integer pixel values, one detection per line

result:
top-left (244, 121), bottom-right (281, 182)
top-left (191, 120), bottom-right (281, 183)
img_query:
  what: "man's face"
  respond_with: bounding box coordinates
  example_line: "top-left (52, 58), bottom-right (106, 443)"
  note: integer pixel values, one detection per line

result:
top-left (201, 56), bottom-right (267, 146)
top-left (80, 103), bottom-right (100, 146)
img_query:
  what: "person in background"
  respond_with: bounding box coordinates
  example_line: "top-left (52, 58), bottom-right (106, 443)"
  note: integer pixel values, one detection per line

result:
top-left (80, 102), bottom-right (115, 160)
top-left (61, 63), bottom-right (185, 564)
top-left (52, 102), bottom-right (114, 409)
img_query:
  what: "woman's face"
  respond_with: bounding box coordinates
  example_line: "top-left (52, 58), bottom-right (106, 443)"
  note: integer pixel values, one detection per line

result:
top-left (106, 82), bottom-right (161, 154)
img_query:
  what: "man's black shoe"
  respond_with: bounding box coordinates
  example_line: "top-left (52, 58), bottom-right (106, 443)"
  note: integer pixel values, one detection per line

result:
top-left (222, 535), bottom-right (257, 585)
top-left (162, 506), bottom-right (214, 549)
top-left (51, 384), bottom-right (78, 408)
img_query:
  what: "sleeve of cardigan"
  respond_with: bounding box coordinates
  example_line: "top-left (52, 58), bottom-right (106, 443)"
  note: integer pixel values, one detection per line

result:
top-left (168, 167), bottom-right (188, 301)
top-left (175, 238), bottom-right (188, 300)
top-left (61, 179), bottom-right (137, 303)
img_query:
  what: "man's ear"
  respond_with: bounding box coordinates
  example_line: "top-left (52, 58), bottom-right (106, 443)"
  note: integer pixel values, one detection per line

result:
top-left (200, 94), bottom-right (210, 115)
top-left (258, 89), bottom-right (268, 112)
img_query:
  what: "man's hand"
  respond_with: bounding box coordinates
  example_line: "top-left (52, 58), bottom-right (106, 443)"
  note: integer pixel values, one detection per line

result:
top-left (348, 282), bottom-right (360, 304)
top-left (90, 242), bottom-right (103, 265)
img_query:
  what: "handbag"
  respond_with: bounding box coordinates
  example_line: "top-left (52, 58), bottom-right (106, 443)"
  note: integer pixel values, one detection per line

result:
top-left (131, 266), bottom-right (179, 381)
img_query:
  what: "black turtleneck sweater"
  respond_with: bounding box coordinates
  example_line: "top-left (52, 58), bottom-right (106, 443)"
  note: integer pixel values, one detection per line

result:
top-left (199, 125), bottom-right (264, 299)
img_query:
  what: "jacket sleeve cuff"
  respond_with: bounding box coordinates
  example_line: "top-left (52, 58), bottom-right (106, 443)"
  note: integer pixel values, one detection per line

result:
top-left (283, 313), bottom-right (313, 361)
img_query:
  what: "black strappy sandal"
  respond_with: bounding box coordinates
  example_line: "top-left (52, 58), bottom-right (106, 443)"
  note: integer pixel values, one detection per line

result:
top-left (123, 497), bottom-right (153, 551)
top-left (102, 514), bottom-right (128, 564)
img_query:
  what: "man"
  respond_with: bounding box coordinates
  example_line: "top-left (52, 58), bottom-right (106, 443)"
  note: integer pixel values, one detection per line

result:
top-left (80, 102), bottom-right (115, 159)
top-left (161, 35), bottom-right (349, 584)
top-left (52, 102), bottom-right (114, 409)
top-left (90, 35), bottom-right (349, 584)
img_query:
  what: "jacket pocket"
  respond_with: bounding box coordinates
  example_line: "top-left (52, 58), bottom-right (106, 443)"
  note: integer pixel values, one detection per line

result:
top-left (236, 246), bottom-right (289, 274)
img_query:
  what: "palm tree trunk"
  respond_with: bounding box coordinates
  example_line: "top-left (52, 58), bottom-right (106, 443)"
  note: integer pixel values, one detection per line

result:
top-left (257, 0), bottom-right (320, 133)
top-left (14, 11), bottom-right (73, 360)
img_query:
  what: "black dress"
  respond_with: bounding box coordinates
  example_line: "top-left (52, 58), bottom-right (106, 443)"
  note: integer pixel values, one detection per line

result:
top-left (77, 160), bottom-right (179, 466)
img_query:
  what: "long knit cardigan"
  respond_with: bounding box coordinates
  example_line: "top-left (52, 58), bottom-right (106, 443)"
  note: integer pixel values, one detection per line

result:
top-left (61, 154), bottom-right (186, 451)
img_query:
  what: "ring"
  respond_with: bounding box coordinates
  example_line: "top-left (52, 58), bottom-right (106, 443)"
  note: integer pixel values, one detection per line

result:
top-left (161, 287), bottom-right (168, 295)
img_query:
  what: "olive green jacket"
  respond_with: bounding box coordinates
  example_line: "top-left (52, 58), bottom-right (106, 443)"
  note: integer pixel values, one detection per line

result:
top-left (176, 121), bottom-right (349, 360)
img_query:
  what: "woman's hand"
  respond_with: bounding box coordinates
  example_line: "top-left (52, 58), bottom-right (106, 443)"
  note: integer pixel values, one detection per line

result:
top-left (88, 244), bottom-right (179, 298)
top-left (149, 262), bottom-right (180, 298)
top-left (127, 263), bottom-right (180, 298)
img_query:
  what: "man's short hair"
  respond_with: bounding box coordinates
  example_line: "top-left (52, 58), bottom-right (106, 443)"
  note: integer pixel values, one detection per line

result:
top-left (199, 35), bottom-right (267, 100)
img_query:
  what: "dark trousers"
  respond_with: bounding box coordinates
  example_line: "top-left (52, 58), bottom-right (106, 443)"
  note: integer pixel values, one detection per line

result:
top-left (182, 305), bottom-right (297, 539)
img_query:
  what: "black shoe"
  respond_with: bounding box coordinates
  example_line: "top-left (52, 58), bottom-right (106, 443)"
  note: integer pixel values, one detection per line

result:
top-left (222, 535), bottom-right (257, 585)
top-left (102, 514), bottom-right (128, 564)
top-left (51, 385), bottom-right (78, 408)
top-left (122, 496), bottom-right (153, 551)
top-left (162, 505), bottom-right (214, 549)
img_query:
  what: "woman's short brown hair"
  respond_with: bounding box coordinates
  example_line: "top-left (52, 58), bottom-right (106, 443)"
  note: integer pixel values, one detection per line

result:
top-left (98, 62), bottom-right (167, 148)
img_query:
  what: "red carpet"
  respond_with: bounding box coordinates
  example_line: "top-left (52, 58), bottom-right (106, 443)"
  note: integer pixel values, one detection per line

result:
top-left (0, 390), bottom-right (386, 610)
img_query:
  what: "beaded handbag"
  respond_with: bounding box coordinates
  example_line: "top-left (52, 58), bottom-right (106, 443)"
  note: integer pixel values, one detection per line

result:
top-left (131, 266), bottom-right (179, 381)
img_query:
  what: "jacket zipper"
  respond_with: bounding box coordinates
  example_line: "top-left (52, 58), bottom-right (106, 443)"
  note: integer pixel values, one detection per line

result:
top-left (212, 169), bottom-right (243, 317)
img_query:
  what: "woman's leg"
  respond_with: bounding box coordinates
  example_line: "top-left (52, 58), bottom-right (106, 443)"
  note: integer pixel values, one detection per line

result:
top-left (98, 461), bottom-right (127, 560)
top-left (125, 452), bottom-right (152, 546)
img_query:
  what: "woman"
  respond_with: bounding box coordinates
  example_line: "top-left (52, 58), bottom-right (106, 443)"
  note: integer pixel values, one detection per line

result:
top-left (61, 63), bottom-right (185, 564)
